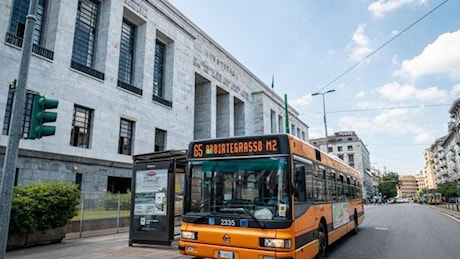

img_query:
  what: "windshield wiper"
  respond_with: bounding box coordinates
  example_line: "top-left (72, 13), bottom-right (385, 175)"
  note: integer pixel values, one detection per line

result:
top-left (191, 213), bottom-right (211, 223)
top-left (241, 207), bottom-right (265, 228)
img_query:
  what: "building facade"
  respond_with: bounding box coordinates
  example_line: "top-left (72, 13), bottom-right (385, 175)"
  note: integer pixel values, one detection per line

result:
top-left (0, 0), bottom-right (308, 197)
top-left (397, 175), bottom-right (418, 199)
top-left (427, 98), bottom-right (460, 187)
top-left (309, 131), bottom-right (372, 201)
top-left (423, 149), bottom-right (437, 190)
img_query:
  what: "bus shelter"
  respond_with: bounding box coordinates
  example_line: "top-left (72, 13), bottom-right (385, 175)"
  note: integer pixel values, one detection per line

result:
top-left (129, 150), bottom-right (186, 246)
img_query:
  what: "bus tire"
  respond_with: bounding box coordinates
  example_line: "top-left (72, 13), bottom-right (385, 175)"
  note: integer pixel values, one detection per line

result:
top-left (351, 210), bottom-right (359, 235)
top-left (317, 221), bottom-right (328, 258)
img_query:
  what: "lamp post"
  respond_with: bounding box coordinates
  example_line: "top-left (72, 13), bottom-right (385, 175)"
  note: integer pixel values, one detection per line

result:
top-left (312, 89), bottom-right (335, 153)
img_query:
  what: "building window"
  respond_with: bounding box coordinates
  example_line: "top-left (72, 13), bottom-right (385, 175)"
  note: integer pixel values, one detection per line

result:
top-left (75, 173), bottom-right (82, 191)
top-left (338, 154), bottom-right (344, 160)
top-left (347, 145), bottom-right (353, 151)
top-left (70, 105), bottom-right (92, 148)
top-left (270, 110), bottom-right (276, 133)
top-left (118, 118), bottom-right (134, 155)
top-left (107, 176), bottom-right (131, 193)
top-left (6, 0), bottom-right (53, 59)
top-left (153, 39), bottom-right (166, 98)
top-left (155, 128), bottom-right (166, 152)
top-left (9, 0), bottom-right (45, 46)
top-left (2, 88), bottom-right (34, 137)
top-left (348, 154), bottom-right (354, 162)
top-left (71, 0), bottom-right (104, 80)
top-left (327, 146), bottom-right (332, 153)
top-left (118, 19), bottom-right (136, 85)
top-left (337, 146), bottom-right (343, 152)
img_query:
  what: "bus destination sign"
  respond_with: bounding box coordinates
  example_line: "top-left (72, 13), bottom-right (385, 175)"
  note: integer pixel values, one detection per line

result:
top-left (192, 137), bottom-right (280, 158)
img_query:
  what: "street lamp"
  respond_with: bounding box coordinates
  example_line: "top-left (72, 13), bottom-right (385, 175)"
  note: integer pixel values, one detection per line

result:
top-left (312, 89), bottom-right (335, 152)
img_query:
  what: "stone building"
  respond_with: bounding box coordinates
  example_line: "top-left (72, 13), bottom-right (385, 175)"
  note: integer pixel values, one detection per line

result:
top-left (397, 175), bottom-right (418, 199)
top-left (422, 149), bottom-right (437, 189)
top-left (427, 98), bottom-right (460, 187)
top-left (309, 131), bottom-right (372, 201)
top-left (0, 0), bottom-right (308, 197)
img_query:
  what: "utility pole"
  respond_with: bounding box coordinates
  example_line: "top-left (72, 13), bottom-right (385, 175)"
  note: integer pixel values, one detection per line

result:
top-left (0, 0), bottom-right (38, 257)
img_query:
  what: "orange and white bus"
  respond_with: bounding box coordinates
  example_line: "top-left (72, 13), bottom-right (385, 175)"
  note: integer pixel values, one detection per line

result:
top-left (179, 134), bottom-right (364, 258)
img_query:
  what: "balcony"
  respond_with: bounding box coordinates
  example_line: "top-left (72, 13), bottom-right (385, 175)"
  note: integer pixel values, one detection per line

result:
top-left (5, 33), bottom-right (54, 60)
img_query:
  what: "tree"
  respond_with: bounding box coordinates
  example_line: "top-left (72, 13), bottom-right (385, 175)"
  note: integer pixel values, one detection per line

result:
top-left (437, 181), bottom-right (458, 200)
top-left (378, 172), bottom-right (399, 199)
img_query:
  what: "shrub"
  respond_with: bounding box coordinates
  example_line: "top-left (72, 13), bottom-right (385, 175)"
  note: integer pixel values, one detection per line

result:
top-left (99, 190), bottom-right (131, 210)
top-left (10, 181), bottom-right (80, 234)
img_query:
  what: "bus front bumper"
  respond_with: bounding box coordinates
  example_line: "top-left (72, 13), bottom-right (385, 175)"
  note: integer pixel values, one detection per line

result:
top-left (178, 240), bottom-right (294, 259)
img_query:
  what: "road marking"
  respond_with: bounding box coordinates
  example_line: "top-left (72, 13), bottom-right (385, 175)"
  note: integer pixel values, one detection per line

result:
top-left (374, 227), bottom-right (389, 231)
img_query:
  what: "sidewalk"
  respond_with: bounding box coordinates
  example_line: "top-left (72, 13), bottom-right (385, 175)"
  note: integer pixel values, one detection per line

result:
top-left (430, 204), bottom-right (460, 221)
top-left (6, 228), bottom-right (189, 259)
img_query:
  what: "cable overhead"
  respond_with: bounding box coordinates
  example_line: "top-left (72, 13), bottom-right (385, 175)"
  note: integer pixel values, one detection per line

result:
top-left (314, 0), bottom-right (450, 94)
top-left (302, 103), bottom-right (451, 115)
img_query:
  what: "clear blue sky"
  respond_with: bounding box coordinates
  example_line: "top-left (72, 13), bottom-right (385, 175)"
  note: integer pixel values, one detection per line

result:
top-left (167, 0), bottom-right (460, 175)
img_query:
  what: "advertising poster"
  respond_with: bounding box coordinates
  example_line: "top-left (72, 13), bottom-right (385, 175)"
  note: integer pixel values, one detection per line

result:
top-left (133, 168), bottom-right (168, 232)
top-left (332, 202), bottom-right (349, 229)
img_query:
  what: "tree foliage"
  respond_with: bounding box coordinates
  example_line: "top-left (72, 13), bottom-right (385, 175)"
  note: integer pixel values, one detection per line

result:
top-left (10, 181), bottom-right (80, 234)
top-left (437, 181), bottom-right (459, 200)
top-left (378, 172), bottom-right (399, 199)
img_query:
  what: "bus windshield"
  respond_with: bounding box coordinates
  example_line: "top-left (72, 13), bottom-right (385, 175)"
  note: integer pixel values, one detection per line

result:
top-left (186, 157), bottom-right (290, 220)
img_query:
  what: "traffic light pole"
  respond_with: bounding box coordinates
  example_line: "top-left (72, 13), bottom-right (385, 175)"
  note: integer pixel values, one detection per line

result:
top-left (0, 0), bottom-right (38, 257)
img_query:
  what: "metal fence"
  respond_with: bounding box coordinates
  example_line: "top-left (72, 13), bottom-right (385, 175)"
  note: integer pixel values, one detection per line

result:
top-left (437, 202), bottom-right (460, 212)
top-left (67, 192), bottom-right (131, 238)
top-left (67, 191), bottom-right (184, 238)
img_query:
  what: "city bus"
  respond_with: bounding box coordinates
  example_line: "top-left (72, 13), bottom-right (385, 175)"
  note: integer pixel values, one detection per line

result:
top-left (178, 134), bottom-right (364, 258)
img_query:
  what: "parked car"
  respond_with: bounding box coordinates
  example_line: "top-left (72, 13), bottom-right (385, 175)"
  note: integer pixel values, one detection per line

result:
top-left (387, 198), bottom-right (396, 204)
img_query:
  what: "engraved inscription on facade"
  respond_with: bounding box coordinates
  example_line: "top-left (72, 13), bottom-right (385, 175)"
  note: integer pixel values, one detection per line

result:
top-left (124, 0), bottom-right (148, 18)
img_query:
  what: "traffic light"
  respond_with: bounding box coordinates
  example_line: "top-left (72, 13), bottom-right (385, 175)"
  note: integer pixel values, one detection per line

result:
top-left (28, 93), bottom-right (59, 139)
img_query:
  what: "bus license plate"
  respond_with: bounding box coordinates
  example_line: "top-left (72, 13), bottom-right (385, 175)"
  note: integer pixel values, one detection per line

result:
top-left (218, 250), bottom-right (234, 259)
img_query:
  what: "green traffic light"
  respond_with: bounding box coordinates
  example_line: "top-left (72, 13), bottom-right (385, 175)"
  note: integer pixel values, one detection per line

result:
top-left (27, 94), bottom-right (59, 139)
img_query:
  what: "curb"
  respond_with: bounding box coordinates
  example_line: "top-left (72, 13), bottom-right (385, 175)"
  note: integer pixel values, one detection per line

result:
top-left (430, 205), bottom-right (460, 221)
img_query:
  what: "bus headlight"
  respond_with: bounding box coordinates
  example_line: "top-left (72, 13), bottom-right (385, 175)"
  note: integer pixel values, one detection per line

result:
top-left (262, 238), bottom-right (291, 248)
top-left (181, 231), bottom-right (197, 240)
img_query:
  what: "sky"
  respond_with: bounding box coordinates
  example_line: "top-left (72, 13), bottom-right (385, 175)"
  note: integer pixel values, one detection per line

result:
top-left (167, 0), bottom-right (460, 175)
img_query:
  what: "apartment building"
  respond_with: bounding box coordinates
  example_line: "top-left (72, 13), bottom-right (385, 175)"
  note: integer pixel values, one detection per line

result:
top-left (397, 175), bottom-right (418, 199)
top-left (427, 98), bottom-right (460, 187)
top-left (423, 149), bottom-right (437, 189)
top-left (309, 131), bottom-right (372, 201)
top-left (0, 0), bottom-right (308, 197)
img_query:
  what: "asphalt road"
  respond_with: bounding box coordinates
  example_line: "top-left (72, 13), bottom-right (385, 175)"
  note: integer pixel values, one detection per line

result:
top-left (5, 204), bottom-right (459, 259)
top-left (326, 203), bottom-right (460, 259)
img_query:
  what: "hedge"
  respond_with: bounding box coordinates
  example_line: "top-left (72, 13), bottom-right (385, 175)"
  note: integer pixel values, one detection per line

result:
top-left (10, 181), bottom-right (80, 234)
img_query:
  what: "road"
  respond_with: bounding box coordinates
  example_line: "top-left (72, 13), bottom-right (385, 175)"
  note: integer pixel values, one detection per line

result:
top-left (5, 204), bottom-right (460, 259)
top-left (327, 203), bottom-right (460, 259)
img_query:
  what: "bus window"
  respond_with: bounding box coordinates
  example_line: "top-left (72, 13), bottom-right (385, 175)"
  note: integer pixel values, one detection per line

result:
top-left (326, 170), bottom-right (336, 201)
top-left (336, 174), bottom-right (345, 201)
top-left (294, 164), bottom-right (306, 202)
top-left (313, 165), bottom-right (326, 202)
top-left (305, 164), bottom-right (314, 201)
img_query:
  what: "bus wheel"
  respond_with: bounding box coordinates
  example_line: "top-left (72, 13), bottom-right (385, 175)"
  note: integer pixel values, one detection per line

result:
top-left (317, 222), bottom-right (328, 258)
top-left (351, 211), bottom-right (359, 235)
